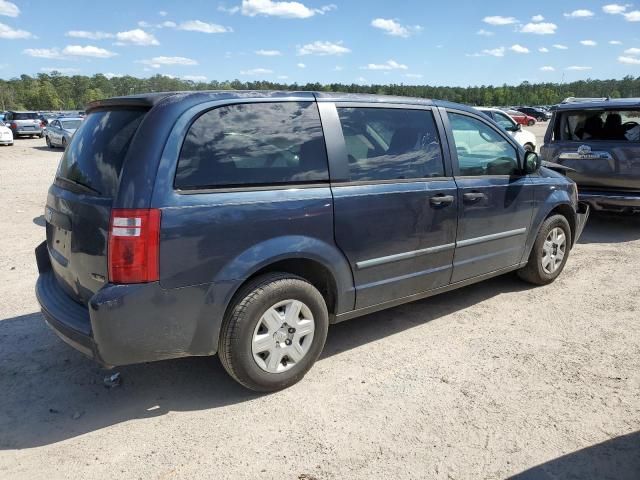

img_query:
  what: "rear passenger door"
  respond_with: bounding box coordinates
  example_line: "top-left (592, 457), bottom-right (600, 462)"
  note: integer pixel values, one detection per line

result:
top-left (443, 109), bottom-right (534, 283)
top-left (319, 103), bottom-right (458, 309)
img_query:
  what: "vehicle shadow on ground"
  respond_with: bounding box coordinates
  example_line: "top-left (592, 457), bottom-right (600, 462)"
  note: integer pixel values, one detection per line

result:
top-left (0, 274), bottom-right (529, 449)
top-left (579, 212), bottom-right (640, 244)
top-left (509, 430), bottom-right (640, 480)
top-left (30, 146), bottom-right (59, 152)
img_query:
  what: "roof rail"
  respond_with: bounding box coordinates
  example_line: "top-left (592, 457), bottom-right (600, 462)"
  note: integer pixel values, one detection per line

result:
top-left (561, 96), bottom-right (609, 104)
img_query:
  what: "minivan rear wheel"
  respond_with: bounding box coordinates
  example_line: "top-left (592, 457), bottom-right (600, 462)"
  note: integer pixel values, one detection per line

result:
top-left (218, 273), bottom-right (329, 392)
top-left (518, 214), bottom-right (572, 285)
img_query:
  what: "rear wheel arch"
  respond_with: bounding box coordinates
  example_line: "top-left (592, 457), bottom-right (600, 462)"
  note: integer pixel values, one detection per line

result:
top-left (229, 257), bottom-right (339, 317)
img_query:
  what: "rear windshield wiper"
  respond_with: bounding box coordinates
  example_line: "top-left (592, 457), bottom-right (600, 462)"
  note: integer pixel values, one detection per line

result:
top-left (55, 176), bottom-right (101, 195)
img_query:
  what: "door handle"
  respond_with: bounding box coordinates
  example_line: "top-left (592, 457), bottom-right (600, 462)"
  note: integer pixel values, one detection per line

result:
top-left (429, 194), bottom-right (455, 207)
top-left (463, 192), bottom-right (486, 203)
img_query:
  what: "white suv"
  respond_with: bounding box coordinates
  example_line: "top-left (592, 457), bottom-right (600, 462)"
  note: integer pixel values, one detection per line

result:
top-left (476, 107), bottom-right (537, 152)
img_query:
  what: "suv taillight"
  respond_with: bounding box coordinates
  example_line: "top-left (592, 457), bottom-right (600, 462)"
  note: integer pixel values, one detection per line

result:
top-left (9, 122), bottom-right (16, 129)
top-left (108, 209), bottom-right (160, 284)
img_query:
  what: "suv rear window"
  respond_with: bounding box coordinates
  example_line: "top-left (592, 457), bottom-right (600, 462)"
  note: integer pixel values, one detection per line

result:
top-left (13, 112), bottom-right (38, 120)
top-left (175, 102), bottom-right (329, 189)
top-left (555, 109), bottom-right (640, 142)
top-left (56, 109), bottom-right (146, 197)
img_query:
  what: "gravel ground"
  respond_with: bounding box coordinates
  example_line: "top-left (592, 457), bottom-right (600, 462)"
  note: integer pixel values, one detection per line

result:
top-left (1, 136), bottom-right (639, 480)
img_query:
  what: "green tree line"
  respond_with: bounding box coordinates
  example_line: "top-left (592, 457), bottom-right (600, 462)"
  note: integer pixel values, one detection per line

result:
top-left (0, 72), bottom-right (638, 111)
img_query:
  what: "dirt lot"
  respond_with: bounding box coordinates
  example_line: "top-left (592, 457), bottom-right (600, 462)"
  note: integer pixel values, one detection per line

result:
top-left (1, 136), bottom-right (639, 480)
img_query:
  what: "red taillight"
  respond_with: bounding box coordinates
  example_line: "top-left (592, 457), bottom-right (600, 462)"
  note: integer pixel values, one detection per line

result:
top-left (108, 209), bottom-right (160, 284)
top-left (9, 122), bottom-right (16, 129)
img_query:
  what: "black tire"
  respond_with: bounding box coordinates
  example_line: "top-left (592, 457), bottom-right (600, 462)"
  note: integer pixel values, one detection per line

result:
top-left (218, 273), bottom-right (329, 392)
top-left (61, 138), bottom-right (67, 150)
top-left (38, 132), bottom-right (44, 138)
top-left (527, 119), bottom-right (535, 126)
top-left (45, 135), bottom-right (52, 148)
top-left (518, 214), bottom-right (572, 285)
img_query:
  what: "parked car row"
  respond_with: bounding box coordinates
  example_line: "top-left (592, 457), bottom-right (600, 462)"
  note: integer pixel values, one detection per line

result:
top-left (476, 107), bottom-right (537, 152)
top-left (35, 91), bottom-right (589, 392)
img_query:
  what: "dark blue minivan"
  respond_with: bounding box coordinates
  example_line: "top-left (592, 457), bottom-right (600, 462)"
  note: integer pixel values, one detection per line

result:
top-left (35, 91), bottom-right (589, 391)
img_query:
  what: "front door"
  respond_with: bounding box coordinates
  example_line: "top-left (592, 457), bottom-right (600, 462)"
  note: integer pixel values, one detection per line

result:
top-left (444, 110), bottom-right (535, 283)
top-left (325, 104), bottom-right (458, 309)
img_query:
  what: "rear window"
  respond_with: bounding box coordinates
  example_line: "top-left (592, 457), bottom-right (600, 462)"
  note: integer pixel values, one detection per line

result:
top-left (555, 109), bottom-right (640, 142)
top-left (60, 119), bottom-right (82, 130)
top-left (175, 102), bottom-right (329, 189)
top-left (14, 112), bottom-right (38, 120)
top-left (56, 109), bottom-right (146, 197)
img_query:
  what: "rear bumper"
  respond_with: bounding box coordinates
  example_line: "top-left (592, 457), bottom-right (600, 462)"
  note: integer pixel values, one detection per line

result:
top-left (35, 241), bottom-right (217, 367)
top-left (14, 129), bottom-right (42, 135)
top-left (579, 191), bottom-right (640, 213)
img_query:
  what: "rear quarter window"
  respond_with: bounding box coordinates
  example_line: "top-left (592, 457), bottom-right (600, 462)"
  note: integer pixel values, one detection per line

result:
top-left (56, 109), bottom-right (146, 197)
top-left (175, 102), bottom-right (329, 189)
top-left (556, 109), bottom-right (640, 142)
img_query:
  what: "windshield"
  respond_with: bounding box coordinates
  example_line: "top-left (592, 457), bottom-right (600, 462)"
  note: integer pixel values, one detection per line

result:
top-left (60, 119), bottom-right (82, 130)
top-left (14, 112), bottom-right (38, 120)
top-left (56, 109), bottom-right (147, 196)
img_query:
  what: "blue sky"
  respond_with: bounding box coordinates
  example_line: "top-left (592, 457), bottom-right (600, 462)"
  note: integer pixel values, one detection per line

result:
top-left (1, 0), bottom-right (639, 85)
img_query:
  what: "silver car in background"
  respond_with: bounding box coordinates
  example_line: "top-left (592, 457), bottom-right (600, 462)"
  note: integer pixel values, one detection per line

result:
top-left (45, 117), bottom-right (82, 149)
top-left (5, 111), bottom-right (44, 138)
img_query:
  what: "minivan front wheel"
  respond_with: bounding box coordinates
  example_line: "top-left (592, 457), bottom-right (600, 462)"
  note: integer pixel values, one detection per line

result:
top-left (219, 273), bottom-right (329, 392)
top-left (518, 214), bottom-right (572, 285)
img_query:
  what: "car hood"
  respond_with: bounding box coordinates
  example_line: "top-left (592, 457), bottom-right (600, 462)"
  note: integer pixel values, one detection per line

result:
top-left (0, 126), bottom-right (12, 134)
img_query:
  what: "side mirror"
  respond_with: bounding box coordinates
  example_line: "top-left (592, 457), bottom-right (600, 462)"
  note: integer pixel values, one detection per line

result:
top-left (515, 123), bottom-right (522, 132)
top-left (524, 150), bottom-right (541, 174)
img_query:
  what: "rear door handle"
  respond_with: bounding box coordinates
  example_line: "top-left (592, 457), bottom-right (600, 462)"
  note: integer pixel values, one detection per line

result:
top-left (463, 192), bottom-right (486, 203)
top-left (429, 194), bottom-right (455, 207)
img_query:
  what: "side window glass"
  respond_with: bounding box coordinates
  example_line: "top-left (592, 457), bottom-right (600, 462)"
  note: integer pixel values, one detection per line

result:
top-left (337, 107), bottom-right (445, 181)
top-left (494, 112), bottom-right (515, 130)
top-left (175, 102), bottom-right (328, 189)
top-left (449, 112), bottom-right (519, 176)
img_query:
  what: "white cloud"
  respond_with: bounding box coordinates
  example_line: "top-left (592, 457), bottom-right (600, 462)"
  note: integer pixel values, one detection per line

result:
top-left (520, 22), bottom-right (557, 34)
top-left (532, 14), bottom-right (544, 22)
top-left (624, 47), bottom-right (640, 55)
top-left (477, 29), bottom-right (494, 36)
top-left (218, 4), bottom-right (241, 14)
top-left (140, 56), bottom-right (197, 68)
top-left (370, 18), bottom-right (421, 38)
top-left (619, 56), bottom-right (640, 64)
top-left (178, 20), bottom-right (232, 33)
top-left (333, 65), bottom-right (343, 71)
top-left (183, 75), bottom-right (207, 82)
top-left (483, 16), bottom-right (518, 26)
top-left (405, 73), bottom-right (423, 78)
top-left (66, 30), bottom-right (113, 40)
top-left (609, 40), bottom-right (623, 45)
top-left (239, 67), bottom-right (273, 75)
top-left (0, 22), bottom-right (33, 39)
top-left (355, 76), bottom-right (367, 83)
top-left (539, 47), bottom-right (549, 53)
top-left (510, 44), bottom-right (529, 54)
top-left (0, 0), bottom-right (19, 17)
top-left (297, 62), bottom-right (306, 68)
top-left (115, 29), bottom-right (159, 46)
top-left (566, 65), bottom-right (592, 71)
top-left (540, 66), bottom-right (555, 71)
top-left (297, 40), bottom-right (350, 56)
top-left (625, 11), bottom-right (640, 21)
top-left (40, 67), bottom-right (80, 74)
top-left (160, 21), bottom-right (177, 28)
top-left (255, 49), bottom-right (282, 56)
top-left (104, 72), bottom-right (122, 79)
top-left (603, 4), bottom-right (628, 15)
top-left (62, 45), bottom-right (117, 58)
top-left (363, 59), bottom-right (408, 70)
top-left (23, 48), bottom-right (62, 59)
top-left (580, 40), bottom-right (597, 46)
top-left (564, 9), bottom-right (594, 18)
top-left (480, 47), bottom-right (506, 57)
top-left (241, 0), bottom-right (336, 19)
top-left (159, 10), bottom-right (168, 16)
top-left (553, 44), bottom-right (569, 50)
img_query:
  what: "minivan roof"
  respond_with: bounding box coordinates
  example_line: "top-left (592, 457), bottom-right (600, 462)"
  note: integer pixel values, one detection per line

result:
top-left (86, 90), bottom-right (480, 116)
